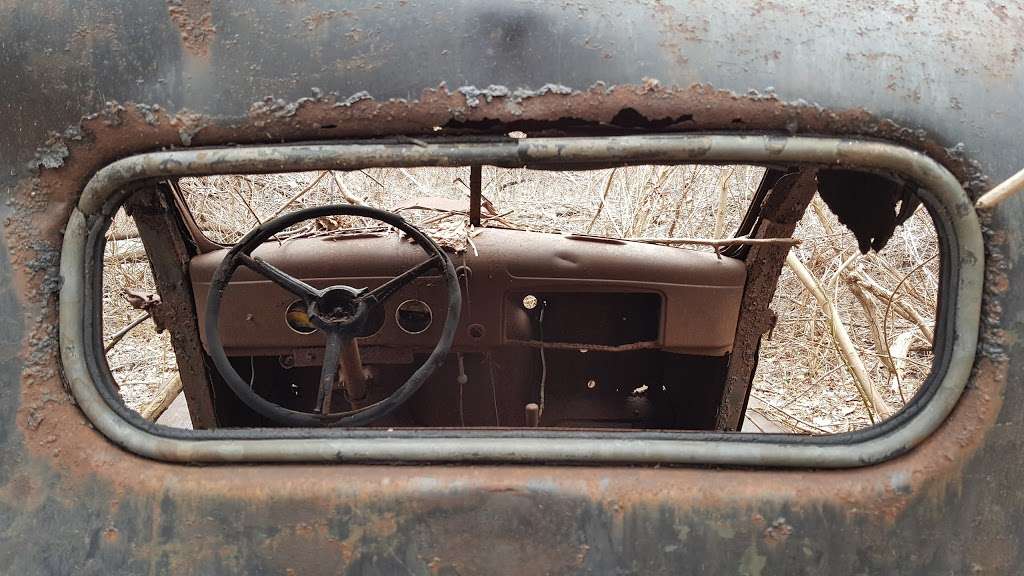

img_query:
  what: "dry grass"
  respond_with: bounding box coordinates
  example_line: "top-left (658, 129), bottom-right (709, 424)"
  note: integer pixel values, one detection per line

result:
top-left (102, 165), bottom-right (937, 433)
top-left (101, 237), bottom-right (178, 411)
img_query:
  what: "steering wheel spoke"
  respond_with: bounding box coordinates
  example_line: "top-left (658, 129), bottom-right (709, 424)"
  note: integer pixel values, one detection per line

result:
top-left (316, 331), bottom-right (344, 415)
top-left (238, 252), bottom-right (321, 301)
top-left (360, 255), bottom-right (442, 305)
top-left (205, 203), bottom-right (461, 427)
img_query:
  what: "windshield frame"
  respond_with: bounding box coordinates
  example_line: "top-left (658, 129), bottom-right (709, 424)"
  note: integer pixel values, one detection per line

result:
top-left (59, 134), bottom-right (981, 467)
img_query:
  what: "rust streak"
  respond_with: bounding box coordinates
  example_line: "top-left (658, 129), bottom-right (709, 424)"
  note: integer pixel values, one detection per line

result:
top-left (166, 0), bottom-right (215, 56)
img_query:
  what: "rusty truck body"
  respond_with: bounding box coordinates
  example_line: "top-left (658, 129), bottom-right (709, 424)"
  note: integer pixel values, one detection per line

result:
top-left (1, 1), bottom-right (1021, 574)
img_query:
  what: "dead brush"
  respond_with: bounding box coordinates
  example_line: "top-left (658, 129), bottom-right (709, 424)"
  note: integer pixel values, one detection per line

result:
top-left (103, 165), bottom-right (938, 434)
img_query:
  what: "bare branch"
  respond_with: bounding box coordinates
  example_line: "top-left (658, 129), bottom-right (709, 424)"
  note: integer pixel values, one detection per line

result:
top-left (712, 167), bottom-right (736, 239)
top-left (627, 235), bottom-right (801, 248)
top-left (848, 269), bottom-right (934, 345)
top-left (667, 166), bottom-right (700, 236)
top-left (136, 374), bottom-right (183, 421)
top-left (104, 312), bottom-right (152, 353)
top-left (265, 171), bottom-right (331, 220)
top-left (586, 168), bottom-right (617, 234)
top-left (234, 176), bottom-right (264, 226)
top-left (786, 251), bottom-right (894, 420)
top-left (845, 273), bottom-right (898, 375)
top-left (330, 171), bottom-right (369, 206)
top-left (976, 165), bottom-right (1024, 210)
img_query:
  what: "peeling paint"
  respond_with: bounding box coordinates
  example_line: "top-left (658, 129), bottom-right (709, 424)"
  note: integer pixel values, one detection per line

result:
top-left (166, 0), bottom-right (215, 56)
top-left (29, 138), bottom-right (69, 171)
top-left (169, 110), bottom-right (209, 146)
top-left (762, 517), bottom-right (792, 545)
top-left (0, 0), bottom-right (1021, 572)
top-left (457, 84), bottom-right (512, 107)
top-left (6, 99), bottom-right (1010, 569)
top-left (334, 90), bottom-right (373, 108)
top-left (136, 104), bottom-right (163, 126)
top-left (458, 83), bottom-right (576, 108)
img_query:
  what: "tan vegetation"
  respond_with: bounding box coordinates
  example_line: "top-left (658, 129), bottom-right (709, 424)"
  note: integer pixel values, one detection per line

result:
top-left (103, 165), bottom-right (937, 432)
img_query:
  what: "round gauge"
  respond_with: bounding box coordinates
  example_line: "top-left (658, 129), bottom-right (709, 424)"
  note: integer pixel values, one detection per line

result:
top-left (285, 300), bottom-right (317, 334)
top-left (395, 299), bottom-right (432, 334)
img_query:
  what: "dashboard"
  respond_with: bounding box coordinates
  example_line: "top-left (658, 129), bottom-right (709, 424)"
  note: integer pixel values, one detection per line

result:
top-left (190, 227), bottom-right (747, 359)
top-left (189, 227), bottom-right (747, 429)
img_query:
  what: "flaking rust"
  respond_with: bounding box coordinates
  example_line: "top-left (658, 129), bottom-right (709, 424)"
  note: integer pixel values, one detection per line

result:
top-left (0, 80), bottom-right (1011, 574)
top-left (166, 0), bottom-right (216, 56)
top-left (9, 80), bottom-right (995, 454)
top-left (34, 82), bottom-right (984, 189)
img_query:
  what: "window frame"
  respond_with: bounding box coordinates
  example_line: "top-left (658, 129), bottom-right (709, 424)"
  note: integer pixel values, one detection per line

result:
top-left (59, 134), bottom-right (982, 466)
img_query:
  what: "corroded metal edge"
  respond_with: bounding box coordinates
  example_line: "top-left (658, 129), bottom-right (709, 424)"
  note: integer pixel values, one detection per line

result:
top-left (58, 134), bottom-right (983, 466)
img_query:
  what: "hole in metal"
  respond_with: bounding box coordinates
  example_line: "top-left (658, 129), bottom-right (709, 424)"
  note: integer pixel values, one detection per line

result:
top-left (395, 299), bottom-right (432, 334)
top-left (285, 300), bottom-right (317, 334)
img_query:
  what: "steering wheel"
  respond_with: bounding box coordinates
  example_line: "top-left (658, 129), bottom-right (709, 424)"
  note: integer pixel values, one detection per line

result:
top-left (204, 204), bottom-right (462, 426)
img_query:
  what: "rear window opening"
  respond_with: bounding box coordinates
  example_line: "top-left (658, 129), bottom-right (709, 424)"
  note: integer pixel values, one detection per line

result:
top-left (100, 160), bottom-right (937, 434)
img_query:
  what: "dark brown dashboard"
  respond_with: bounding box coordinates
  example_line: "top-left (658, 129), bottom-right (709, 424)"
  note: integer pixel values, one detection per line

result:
top-left (189, 227), bottom-right (746, 359)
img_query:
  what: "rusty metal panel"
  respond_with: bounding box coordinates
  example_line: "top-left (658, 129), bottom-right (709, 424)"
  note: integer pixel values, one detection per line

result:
top-left (0, 0), bottom-right (1021, 574)
top-left (717, 170), bottom-right (818, 430)
top-left (124, 186), bottom-right (218, 429)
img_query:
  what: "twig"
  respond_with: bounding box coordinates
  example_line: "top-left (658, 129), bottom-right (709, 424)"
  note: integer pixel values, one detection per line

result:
top-left (626, 235), bottom-right (801, 247)
top-left (779, 364), bottom-right (846, 408)
top-left (265, 170), bottom-right (330, 220)
top-left (845, 273), bottom-right (898, 375)
top-left (866, 252), bottom-right (932, 310)
top-left (358, 169), bottom-right (385, 189)
top-left (105, 245), bottom-right (148, 262)
top-left (888, 330), bottom-right (918, 404)
top-left (639, 166), bottom-right (677, 238)
top-left (743, 413), bottom-right (765, 432)
top-left (877, 255), bottom-right (939, 384)
top-left (108, 220), bottom-right (240, 245)
top-left (136, 374), bottom-right (183, 421)
top-left (417, 211), bottom-right (466, 227)
top-left (749, 392), bottom-right (830, 434)
top-left (330, 171), bottom-right (368, 206)
top-left (586, 168), bottom-right (617, 233)
top-left (786, 251), bottom-right (893, 421)
top-left (827, 253), bottom-right (859, 291)
top-left (712, 167), bottom-right (736, 239)
top-left (626, 165), bottom-right (672, 237)
top-left (234, 177), bottom-right (264, 226)
top-left (976, 165), bottom-right (1024, 210)
top-left (398, 168), bottom-right (434, 196)
top-left (668, 166), bottom-right (700, 236)
top-left (811, 197), bottom-right (836, 236)
top-left (105, 229), bottom-right (140, 241)
top-left (849, 267), bottom-right (935, 345)
top-left (104, 311), bottom-right (151, 353)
